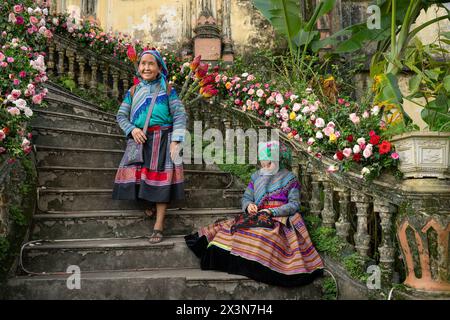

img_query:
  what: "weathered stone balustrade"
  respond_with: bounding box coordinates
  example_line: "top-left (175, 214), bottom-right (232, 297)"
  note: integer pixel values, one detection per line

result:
top-left (46, 34), bottom-right (134, 100)
top-left (186, 100), bottom-right (450, 295)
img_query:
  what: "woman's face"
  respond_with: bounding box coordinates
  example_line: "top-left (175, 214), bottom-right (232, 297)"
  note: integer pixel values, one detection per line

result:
top-left (138, 54), bottom-right (161, 81)
top-left (260, 160), bottom-right (272, 169)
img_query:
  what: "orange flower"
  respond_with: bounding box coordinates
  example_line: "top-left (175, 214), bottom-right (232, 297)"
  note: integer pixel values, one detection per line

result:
top-left (200, 85), bottom-right (218, 98)
top-left (225, 82), bottom-right (232, 90)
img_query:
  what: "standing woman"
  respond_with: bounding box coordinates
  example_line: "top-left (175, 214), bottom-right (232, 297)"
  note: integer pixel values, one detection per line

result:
top-left (113, 50), bottom-right (187, 244)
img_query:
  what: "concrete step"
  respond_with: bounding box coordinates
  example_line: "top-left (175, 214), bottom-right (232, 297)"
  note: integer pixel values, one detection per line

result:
top-left (35, 145), bottom-right (225, 171)
top-left (31, 208), bottom-right (241, 240)
top-left (44, 82), bottom-right (117, 122)
top-left (21, 236), bottom-right (200, 273)
top-left (31, 126), bottom-right (126, 149)
top-left (37, 187), bottom-right (243, 212)
top-left (30, 109), bottom-right (123, 135)
top-left (38, 166), bottom-right (235, 189)
top-left (5, 267), bottom-right (323, 299)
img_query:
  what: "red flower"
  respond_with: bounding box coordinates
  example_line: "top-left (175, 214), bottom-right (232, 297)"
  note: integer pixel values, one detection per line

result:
top-left (199, 74), bottom-right (215, 87)
top-left (133, 76), bottom-right (140, 86)
top-left (200, 85), bottom-right (218, 98)
top-left (195, 63), bottom-right (209, 79)
top-left (336, 151), bottom-right (344, 161)
top-left (346, 135), bottom-right (354, 143)
top-left (369, 134), bottom-right (380, 145)
top-left (378, 141), bottom-right (392, 155)
top-left (369, 130), bottom-right (376, 137)
top-left (352, 153), bottom-right (361, 162)
top-left (126, 45), bottom-right (137, 63)
top-left (190, 55), bottom-right (201, 72)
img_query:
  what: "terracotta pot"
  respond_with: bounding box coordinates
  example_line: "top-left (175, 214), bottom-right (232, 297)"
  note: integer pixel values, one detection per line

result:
top-left (397, 214), bottom-right (450, 292)
top-left (391, 131), bottom-right (450, 179)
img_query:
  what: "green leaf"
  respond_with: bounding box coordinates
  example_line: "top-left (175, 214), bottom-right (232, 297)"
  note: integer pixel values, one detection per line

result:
top-left (443, 75), bottom-right (450, 92)
top-left (409, 74), bottom-right (422, 94)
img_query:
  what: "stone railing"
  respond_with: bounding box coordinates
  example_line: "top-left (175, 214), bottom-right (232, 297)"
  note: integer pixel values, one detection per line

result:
top-left (186, 100), bottom-right (450, 296)
top-left (45, 34), bottom-right (135, 100)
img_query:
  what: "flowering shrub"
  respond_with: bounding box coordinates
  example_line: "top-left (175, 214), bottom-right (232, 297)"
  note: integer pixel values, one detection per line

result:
top-left (209, 71), bottom-right (401, 180)
top-left (0, 0), bottom-right (51, 162)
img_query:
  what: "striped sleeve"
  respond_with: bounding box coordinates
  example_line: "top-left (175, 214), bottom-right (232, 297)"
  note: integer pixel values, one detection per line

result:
top-left (116, 90), bottom-right (136, 137)
top-left (168, 88), bottom-right (187, 142)
top-left (270, 177), bottom-right (301, 217)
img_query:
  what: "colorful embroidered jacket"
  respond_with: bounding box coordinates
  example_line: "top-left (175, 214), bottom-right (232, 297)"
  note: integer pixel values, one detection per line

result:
top-left (241, 169), bottom-right (301, 217)
top-left (116, 78), bottom-right (186, 142)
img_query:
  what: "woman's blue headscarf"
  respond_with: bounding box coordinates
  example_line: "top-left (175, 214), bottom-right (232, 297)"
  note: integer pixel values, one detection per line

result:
top-left (136, 49), bottom-right (169, 92)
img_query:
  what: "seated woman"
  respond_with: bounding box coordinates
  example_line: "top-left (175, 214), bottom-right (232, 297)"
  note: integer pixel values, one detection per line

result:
top-left (185, 141), bottom-right (324, 287)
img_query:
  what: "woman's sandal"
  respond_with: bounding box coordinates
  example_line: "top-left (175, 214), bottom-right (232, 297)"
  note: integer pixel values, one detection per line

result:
top-left (144, 207), bottom-right (156, 218)
top-left (148, 229), bottom-right (163, 244)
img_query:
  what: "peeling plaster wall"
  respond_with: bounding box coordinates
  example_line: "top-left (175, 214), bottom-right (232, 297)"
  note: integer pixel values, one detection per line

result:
top-left (57, 0), bottom-right (277, 54)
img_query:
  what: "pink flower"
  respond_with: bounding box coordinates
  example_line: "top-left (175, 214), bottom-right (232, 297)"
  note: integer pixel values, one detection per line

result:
top-left (13, 79), bottom-right (20, 85)
top-left (248, 88), bottom-right (255, 95)
top-left (391, 152), bottom-right (399, 160)
top-left (363, 144), bottom-right (373, 158)
top-left (307, 138), bottom-right (315, 145)
top-left (256, 89), bottom-right (264, 97)
top-left (315, 118), bottom-right (325, 128)
top-left (7, 57), bottom-right (14, 63)
top-left (338, 98), bottom-right (345, 105)
top-left (327, 165), bottom-right (338, 173)
top-left (275, 93), bottom-right (284, 106)
top-left (21, 138), bottom-right (30, 148)
top-left (32, 94), bottom-right (43, 104)
top-left (362, 111), bottom-right (370, 118)
top-left (8, 13), bottom-right (16, 23)
top-left (0, 131), bottom-right (5, 141)
top-left (13, 5), bottom-right (23, 13)
top-left (30, 16), bottom-right (39, 25)
top-left (323, 126), bottom-right (335, 137)
top-left (350, 113), bottom-right (360, 124)
top-left (357, 137), bottom-right (366, 145)
top-left (11, 89), bottom-right (21, 99)
top-left (7, 107), bottom-right (21, 116)
top-left (16, 16), bottom-right (24, 25)
top-left (19, 71), bottom-right (27, 78)
top-left (0, 147), bottom-right (5, 153)
top-left (0, 52), bottom-right (4, 61)
top-left (343, 148), bottom-right (352, 158)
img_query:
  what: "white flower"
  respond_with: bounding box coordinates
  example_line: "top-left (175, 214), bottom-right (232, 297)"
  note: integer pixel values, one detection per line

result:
top-left (241, 72), bottom-right (249, 77)
top-left (307, 138), bottom-right (315, 145)
top-left (357, 137), bottom-right (366, 145)
top-left (292, 103), bottom-right (301, 112)
top-left (24, 107), bottom-right (33, 117)
top-left (13, 99), bottom-right (27, 110)
top-left (256, 89), bottom-right (264, 97)
top-left (316, 131), bottom-right (323, 139)
top-left (301, 106), bottom-right (310, 114)
top-left (362, 111), bottom-right (370, 118)
top-left (295, 114), bottom-right (303, 121)
top-left (315, 118), bottom-right (325, 128)
top-left (361, 167), bottom-right (370, 176)
top-left (353, 145), bottom-right (361, 154)
top-left (327, 165), bottom-right (338, 173)
top-left (290, 94), bottom-right (298, 102)
top-left (275, 93), bottom-right (284, 106)
top-left (43, 8), bottom-right (49, 16)
top-left (30, 55), bottom-right (46, 72)
top-left (306, 87), bottom-right (313, 94)
top-left (21, 138), bottom-right (30, 148)
top-left (371, 105), bottom-right (380, 116)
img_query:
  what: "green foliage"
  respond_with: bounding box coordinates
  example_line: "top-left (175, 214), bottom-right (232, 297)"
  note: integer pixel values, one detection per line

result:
top-left (9, 205), bottom-right (27, 227)
top-left (322, 276), bottom-right (337, 300)
top-left (343, 253), bottom-right (369, 283)
top-left (0, 237), bottom-right (9, 264)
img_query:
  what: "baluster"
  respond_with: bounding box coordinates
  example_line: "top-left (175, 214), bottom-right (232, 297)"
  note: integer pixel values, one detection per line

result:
top-left (310, 172), bottom-right (322, 217)
top-left (66, 49), bottom-right (75, 80)
top-left (46, 43), bottom-right (56, 76)
top-left (321, 178), bottom-right (336, 228)
top-left (291, 150), bottom-right (300, 179)
top-left (112, 69), bottom-right (119, 98)
top-left (56, 44), bottom-right (66, 76)
top-left (121, 73), bottom-right (130, 96)
top-left (351, 190), bottom-right (371, 258)
top-left (102, 62), bottom-right (109, 96)
top-left (76, 55), bottom-right (86, 89)
top-left (335, 187), bottom-right (351, 241)
top-left (374, 198), bottom-right (396, 284)
top-left (89, 58), bottom-right (98, 90)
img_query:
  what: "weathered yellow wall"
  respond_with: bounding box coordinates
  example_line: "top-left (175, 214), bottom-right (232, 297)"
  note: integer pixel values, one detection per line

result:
top-left (56, 0), bottom-right (275, 54)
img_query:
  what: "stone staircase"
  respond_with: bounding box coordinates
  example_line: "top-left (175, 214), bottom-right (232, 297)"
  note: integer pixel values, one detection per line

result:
top-left (4, 82), bottom-right (324, 299)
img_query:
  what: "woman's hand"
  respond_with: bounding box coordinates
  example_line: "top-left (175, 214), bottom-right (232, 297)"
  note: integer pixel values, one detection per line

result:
top-left (170, 141), bottom-right (181, 162)
top-left (247, 203), bottom-right (258, 214)
top-left (131, 128), bottom-right (147, 144)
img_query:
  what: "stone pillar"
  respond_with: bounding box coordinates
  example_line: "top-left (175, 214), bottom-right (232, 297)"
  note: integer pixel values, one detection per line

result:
top-left (47, 43), bottom-right (56, 77)
top-left (321, 179), bottom-right (336, 228)
top-left (194, 8), bottom-right (222, 61)
top-left (221, 0), bottom-right (234, 63)
top-left (76, 55), bottom-right (86, 89)
top-left (101, 62), bottom-right (109, 96)
top-left (310, 173), bottom-right (322, 216)
top-left (374, 198), bottom-right (396, 284)
top-left (66, 49), bottom-right (75, 80)
top-left (56, 44), bottom-right (65, 76)
top-left (111, 69), bottom-right (120, 99)
top-left (335, 187), bottom-right (351, 241)
top-left (351, 190), bottom-right (371, 257)
top-left (89, 58), bottom-right (98, 90)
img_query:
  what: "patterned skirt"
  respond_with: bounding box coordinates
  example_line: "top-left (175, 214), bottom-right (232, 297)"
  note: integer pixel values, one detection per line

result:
top-left (185, 204), bottom-right (324, 287)
top-left (112, 125), bottom-right (185, 203)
